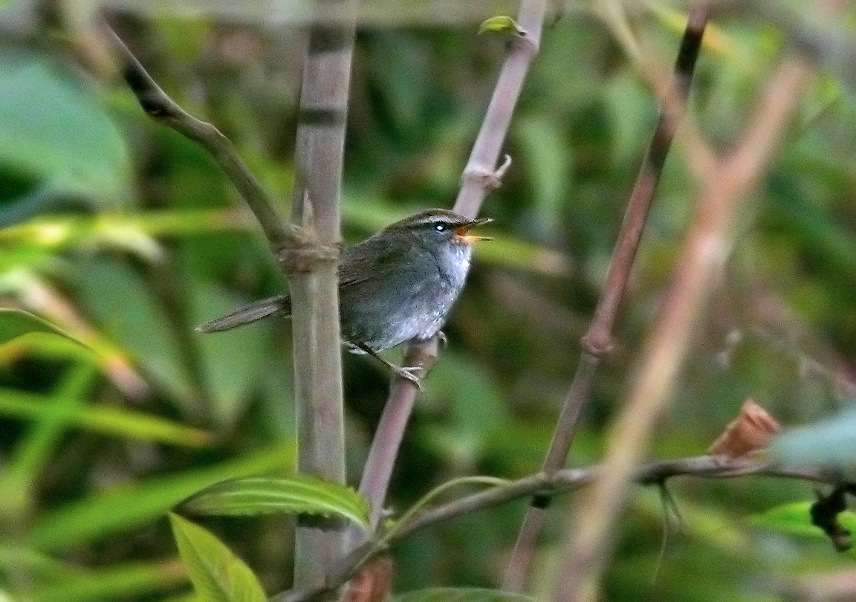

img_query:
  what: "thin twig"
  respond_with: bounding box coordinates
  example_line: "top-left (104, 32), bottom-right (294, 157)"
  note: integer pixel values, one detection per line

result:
top-left (356, 339), bottom-right (439, 532)
top-left (352, 0), bottom-right (548, 550)
top-left (103, 24), bottom-right (298, 251)
top-left (555, 56), bottom-right (812, 602)
top-left (503, 7), bottom-right (709, 590)
top-left (276, 454), bottom-right (842, 602)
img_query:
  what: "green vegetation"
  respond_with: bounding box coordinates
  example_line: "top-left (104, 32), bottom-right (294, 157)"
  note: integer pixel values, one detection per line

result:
top-left (2, 3), bottom-right (856, 600)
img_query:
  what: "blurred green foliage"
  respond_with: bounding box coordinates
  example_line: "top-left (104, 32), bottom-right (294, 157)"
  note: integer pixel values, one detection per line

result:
top-left (2, 2), bottom-right (856, 600)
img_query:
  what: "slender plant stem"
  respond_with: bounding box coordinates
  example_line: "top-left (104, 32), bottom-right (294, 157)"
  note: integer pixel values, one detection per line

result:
top-left (356, 339), bottom-right (439, 532)
top-left (555, 56), bottom-right (812, 602)
top-left (104, 25), bottom-right (297, 251)
top-left (351, 0), bottom-right (548, 555)
top-left (454, 1), bottom-right (546, 217)
top-left (276, 453), bottom-right (842, 602)
top-left (288, 1), bottom-right (357, 588)
top-left (503, 7), bottom-right (709, 591)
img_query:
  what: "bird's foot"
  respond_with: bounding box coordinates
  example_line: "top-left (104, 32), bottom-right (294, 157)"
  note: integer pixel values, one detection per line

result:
top-left (351, 342), bottom-right (423, 389)
top-left (391, 364), bottom-right (423, 389)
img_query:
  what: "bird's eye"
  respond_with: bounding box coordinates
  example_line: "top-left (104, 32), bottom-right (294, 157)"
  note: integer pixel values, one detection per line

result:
top-left (433, 222), bottom-right (447, 232)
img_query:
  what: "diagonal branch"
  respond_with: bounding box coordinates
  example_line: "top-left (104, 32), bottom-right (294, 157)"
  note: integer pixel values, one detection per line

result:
top-left (278, 454), bottom-right (843, 602)
top-left (104, 24), bottom-right (299, 251)
top-left (555, 55), bottom-right (813, 602)
top-left (353, 0), bottom-right (548, 546)
top-left (503, 6), bottom-right (710, 590)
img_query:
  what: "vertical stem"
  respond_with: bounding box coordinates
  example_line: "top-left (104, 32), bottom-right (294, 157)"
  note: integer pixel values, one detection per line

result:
top-left (289, 0), bottom-right (356, 588)
top-left (503, 8), bottom-right (708, 590)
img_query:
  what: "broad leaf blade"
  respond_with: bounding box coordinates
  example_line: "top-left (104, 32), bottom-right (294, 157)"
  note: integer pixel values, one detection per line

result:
top-left (0, 308), bottom-right (86, 348)
top-left (0, 50), bottom-right (130, 201)
top-left (181, 475), bottom-right (370, 528)
top-left (169, 513), bottom-right (266, 602)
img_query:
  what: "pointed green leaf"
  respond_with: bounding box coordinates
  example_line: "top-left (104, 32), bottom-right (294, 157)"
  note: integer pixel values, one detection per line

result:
top-left (0, 308), bottom-right (86, 348)
top-left (391, 588), bottom-right (539, 602)
top-left (477, 16), bottom-right (525, 36)
top-left (0, 387), bottom-right (214, 447)
top-left (73, 256), bottom-right (194, 404)
top-left (27, 443), bottom-right (295, 551)
top-left (752, 501), bottom-right (856, 541)
top-left (169, 513), bottom-right (266, 602)
top-left (24, 557), bottom-right (189, 602)
top-left (181, 475), bottom-right (370, 527)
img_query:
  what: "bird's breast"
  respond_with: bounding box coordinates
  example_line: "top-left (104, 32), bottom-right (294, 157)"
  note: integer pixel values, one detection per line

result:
top-left (339, 244), bottom-right (472, 350)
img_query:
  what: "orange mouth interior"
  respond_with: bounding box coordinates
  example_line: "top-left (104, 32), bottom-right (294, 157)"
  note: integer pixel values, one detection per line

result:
top-left (456, 227), bottom-right (491, 243)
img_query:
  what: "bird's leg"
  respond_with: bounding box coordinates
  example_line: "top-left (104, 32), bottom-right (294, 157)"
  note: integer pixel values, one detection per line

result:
top-left (350, 342), bottom-right (422, 388)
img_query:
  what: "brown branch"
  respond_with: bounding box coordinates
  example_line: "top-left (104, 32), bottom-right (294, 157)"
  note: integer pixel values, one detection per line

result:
top-left (276, 454), bottom-right (842, 602)
top-left (555, 56), bottom-right (813, 602)
top-left (503, 6), bottom-right (710, 590)
top-left (356, 339), bottom-right (439, 533)
top-left (351, 0), bottom-right (549, 551)
top-left (103, 24), bottom-right (298, 251)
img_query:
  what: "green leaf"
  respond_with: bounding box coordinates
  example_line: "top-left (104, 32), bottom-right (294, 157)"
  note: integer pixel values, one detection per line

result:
top-left (169, 513), bottom-right (266, 602)
top-left (0, 50), bottom-right (130, 201)
top-left (751, 501), bottom-right (856, 544)
top-left (477, 16), bottom-right (525, 36)
top-left (0, 387), bottom-right (214, 447)
top-left (771, 408), bottom-right (856, 466)
top-left (24, 557), bottom-right (189, 602)
top-left (0, 364), bottom-right (97, 524)
top-left (73, 256), bottom-right (194, 404)
top-left (27, 443), bottom-right (295, 551)
top-left (181, 475), bottom-right (370, 527)
top-left (391, 588), bottom-right (539, 602)
top-left (0, 308), bottom-right (86, 349)
top-left (192, 281), bottom-right (275, 428)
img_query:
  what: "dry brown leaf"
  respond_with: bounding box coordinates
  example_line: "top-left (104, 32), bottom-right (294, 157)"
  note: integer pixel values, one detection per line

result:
top-left (708, 399), bottom-right (781, 457)
top-left (341, 556), bottom-right (393, 602)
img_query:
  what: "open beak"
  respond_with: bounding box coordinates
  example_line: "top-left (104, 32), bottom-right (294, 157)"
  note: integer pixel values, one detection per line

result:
top-left (455, 217), bottom-right (493, 243)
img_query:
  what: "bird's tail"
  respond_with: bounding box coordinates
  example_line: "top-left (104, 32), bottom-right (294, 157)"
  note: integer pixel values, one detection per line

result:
top-left (196, 294), bottom-right (291, 333)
